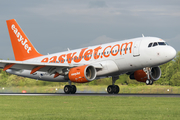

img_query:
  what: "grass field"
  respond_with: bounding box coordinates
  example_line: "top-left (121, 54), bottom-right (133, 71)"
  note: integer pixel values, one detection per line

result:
top-left (0, 96), bottom-right (180, 120)
top-left (1, 85), bottom-right (180, 94)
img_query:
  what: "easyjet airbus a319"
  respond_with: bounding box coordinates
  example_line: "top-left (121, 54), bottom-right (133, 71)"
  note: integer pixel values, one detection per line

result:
top-left (0, 19), bottom-right (176, 94)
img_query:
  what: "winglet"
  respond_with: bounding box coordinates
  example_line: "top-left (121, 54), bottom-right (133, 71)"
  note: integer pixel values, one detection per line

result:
top-left (6, 19), bottom-right (43, 61)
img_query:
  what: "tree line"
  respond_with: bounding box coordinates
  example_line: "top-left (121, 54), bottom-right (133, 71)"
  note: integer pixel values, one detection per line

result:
top-left (0, 52), bottom-right (180, 87)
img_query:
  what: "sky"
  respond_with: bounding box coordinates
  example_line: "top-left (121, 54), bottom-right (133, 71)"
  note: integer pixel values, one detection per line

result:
top-left (0, 0), bottom-right (180, 60)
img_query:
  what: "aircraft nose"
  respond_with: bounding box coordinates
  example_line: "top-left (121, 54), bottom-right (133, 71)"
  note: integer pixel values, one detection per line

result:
top-left (166, 46), bottom-right (176, 60)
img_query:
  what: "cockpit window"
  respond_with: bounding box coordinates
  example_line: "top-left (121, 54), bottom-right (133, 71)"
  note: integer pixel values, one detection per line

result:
top-left (148, 41), bottom-right (168, 48)
top-left (153, 42), bottom-right (158, 47)
top-left (148, 43), bottom-right (153, 47)
top-left (158, 42), bottom-right (166, 45)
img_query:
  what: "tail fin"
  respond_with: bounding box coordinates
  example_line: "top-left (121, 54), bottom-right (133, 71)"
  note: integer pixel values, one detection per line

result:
top-left (6, 19), bottom-right (43, 61)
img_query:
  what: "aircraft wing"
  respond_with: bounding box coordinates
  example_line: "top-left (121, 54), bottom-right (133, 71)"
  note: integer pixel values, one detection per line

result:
top-left (0, 60), bottom-right (103, 74)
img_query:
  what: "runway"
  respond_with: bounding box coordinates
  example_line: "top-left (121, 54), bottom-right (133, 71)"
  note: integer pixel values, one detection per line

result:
top-left (0, 93), bottom-right (180, 97)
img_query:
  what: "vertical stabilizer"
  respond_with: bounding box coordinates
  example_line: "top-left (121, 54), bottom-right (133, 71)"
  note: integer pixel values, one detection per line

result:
top-left (6, 19), bottom-right (42, 61)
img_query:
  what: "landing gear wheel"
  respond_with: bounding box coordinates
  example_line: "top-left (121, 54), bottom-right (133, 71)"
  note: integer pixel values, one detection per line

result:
top-left (113, 85), bottom-right (120, 94)
top-left (64, 85), bottom-right (71, 94)
top-left (107, 85), bottom-right (120, 94)
top-left (71, 85), bottom-right (77, 94)
top-left (107, 85), bottom-right (114, 94)
top-left (146, 80), bottom-right (150, 85)
top-left (149, 80), bottom-right (153, 85)
top-left (64, 85), bottom-right (77, 94)
top-left (146, 80), bottom-right (153, 85)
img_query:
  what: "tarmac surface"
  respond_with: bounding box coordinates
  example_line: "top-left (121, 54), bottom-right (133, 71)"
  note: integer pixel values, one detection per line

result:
top-left (0, 93), bottom-right (180, 97)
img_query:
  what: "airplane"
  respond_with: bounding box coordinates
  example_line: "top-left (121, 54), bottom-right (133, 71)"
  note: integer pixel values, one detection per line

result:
top-left (0, 19), bottom-right (176, 94)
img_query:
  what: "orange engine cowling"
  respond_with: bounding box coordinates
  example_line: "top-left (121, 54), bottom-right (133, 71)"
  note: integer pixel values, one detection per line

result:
top-left (133, 70), bottom-right (147, 82)
top-left (65, 65), bottom-right (96, 83)
top-left (130, 66), bottom-right (161, 82)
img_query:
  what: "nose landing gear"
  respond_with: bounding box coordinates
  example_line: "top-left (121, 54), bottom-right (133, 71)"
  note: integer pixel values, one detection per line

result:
top-left (146, 79), bottom-right (153, 85)
top-left (144, 67), bottom-right (154, 85)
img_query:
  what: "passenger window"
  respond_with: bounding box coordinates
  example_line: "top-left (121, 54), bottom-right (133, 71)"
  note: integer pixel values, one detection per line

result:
top-left (148, 43), bottom-right (153, 47)
top-left (153, 42), bottom-right (158, 47)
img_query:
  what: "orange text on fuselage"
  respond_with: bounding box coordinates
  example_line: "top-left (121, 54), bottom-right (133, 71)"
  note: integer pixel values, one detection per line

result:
top-left (41, 42), bottom-right (133, 63)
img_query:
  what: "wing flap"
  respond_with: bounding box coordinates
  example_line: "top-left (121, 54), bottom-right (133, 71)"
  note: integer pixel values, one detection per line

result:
top-left (3, 63), bottom-right (16, 71)
top-left (30, 66), bottom-right (46, 74)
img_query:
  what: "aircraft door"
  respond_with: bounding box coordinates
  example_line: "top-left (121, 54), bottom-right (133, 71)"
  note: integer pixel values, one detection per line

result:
top-left (133, 40), bottom-right (142, 57)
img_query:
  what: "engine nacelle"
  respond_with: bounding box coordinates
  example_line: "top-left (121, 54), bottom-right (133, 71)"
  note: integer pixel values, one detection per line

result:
top-left (65, 65), bottom-right (96, 83)
top-left (130, 66), bottom-right (161, 82)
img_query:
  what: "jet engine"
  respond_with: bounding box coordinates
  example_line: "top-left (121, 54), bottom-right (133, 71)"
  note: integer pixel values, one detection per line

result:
top-left (65, 65), bottom-right (96, 83)
top-left (130, 66), bottom-right (161, 82)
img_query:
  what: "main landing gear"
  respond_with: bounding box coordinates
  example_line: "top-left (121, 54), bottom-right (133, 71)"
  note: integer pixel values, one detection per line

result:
top-left (107, 76), bottom-right (120, 94)
top-left (64, 81), bottom-right (77, 94)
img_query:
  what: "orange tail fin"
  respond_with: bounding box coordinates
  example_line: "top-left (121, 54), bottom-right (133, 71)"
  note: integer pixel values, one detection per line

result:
top-left (6, 19), bottom-right (43, 61)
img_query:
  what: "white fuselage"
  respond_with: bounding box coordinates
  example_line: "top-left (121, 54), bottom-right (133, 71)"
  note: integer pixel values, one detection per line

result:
top-left (7, 37), bottom-right (176, 82)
